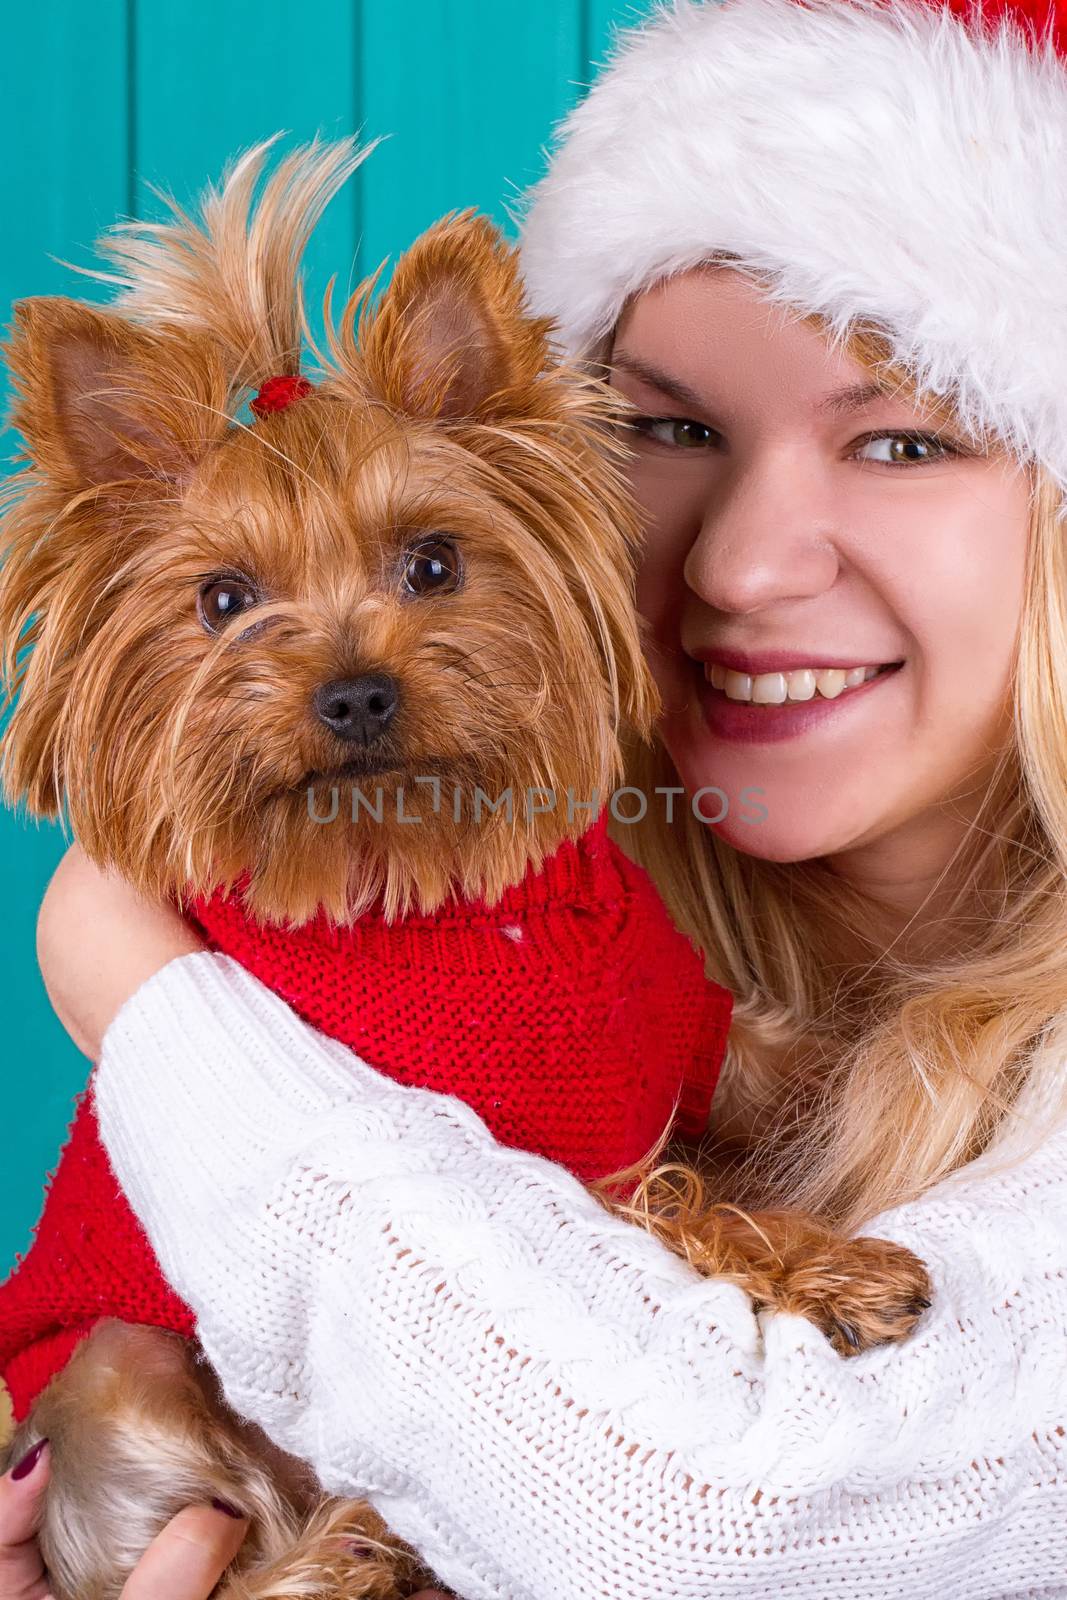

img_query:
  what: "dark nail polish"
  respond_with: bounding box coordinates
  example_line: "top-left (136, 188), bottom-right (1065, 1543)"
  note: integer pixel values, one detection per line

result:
top-left (210, 1496), bottom-right (245, 1519)
top-left (11, 1439), bottom-right (48, 1481)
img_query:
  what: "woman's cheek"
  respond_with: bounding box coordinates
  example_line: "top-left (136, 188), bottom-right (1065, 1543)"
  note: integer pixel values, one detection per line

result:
top-left (632, 470), bottom-right (705, 644)
top-left (860, 469), bottom-right (1027, 741)
top-left (635, 536), bottom-right (680, 643)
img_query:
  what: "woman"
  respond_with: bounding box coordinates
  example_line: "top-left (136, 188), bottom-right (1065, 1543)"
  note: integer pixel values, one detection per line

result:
top-left (7, 0), bottom-right (1067, 1593)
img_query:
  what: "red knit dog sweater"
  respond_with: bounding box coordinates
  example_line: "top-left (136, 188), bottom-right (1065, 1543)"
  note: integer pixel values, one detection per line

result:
top-left (0, 816), bottom-right (732, 1421)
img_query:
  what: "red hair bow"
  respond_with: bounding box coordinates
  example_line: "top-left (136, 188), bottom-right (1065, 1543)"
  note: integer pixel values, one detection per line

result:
top-left (250, 374), bottom-right (314, 418)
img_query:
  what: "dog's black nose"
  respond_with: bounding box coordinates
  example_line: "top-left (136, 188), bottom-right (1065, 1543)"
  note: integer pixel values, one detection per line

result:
top-left (313, 674), bottom-right (398, 745)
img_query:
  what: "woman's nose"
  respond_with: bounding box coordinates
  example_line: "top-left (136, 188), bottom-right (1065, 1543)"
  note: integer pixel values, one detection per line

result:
top-left (684, 452), bottom-right (841, 613)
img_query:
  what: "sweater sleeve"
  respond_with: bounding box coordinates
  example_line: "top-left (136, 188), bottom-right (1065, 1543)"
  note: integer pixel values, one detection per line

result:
top-left (94, 952), bottom-right (1067, 1600)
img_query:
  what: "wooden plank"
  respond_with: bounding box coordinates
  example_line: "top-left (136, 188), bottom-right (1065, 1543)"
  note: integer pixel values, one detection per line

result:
top-left (0, 1), bottom-right (130, 1274)
top-left (1, 0), bottom-right (130, 310)
top-left (134, 0), bottom-right (360, 323)
top-left (357, 0), bottom-right (584, 277)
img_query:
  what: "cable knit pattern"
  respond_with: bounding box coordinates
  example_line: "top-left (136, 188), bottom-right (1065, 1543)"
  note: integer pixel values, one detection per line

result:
top-left (93, 953), bottom-right (1067, 1599)
top-left (0, 817), bottom-right (729, 1420)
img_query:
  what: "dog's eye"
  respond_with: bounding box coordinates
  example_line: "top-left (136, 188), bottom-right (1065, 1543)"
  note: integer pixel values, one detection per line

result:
top-left (198, 576), bottom-right (260, 633)
top-left (402, 537), bottom-right (462, 598)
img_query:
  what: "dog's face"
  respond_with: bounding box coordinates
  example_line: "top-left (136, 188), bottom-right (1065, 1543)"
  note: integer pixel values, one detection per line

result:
top-left (0, 164), bottom-right (654, 923)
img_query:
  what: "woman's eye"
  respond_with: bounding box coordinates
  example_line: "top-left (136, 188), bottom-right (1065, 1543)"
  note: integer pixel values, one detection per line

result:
top-left (629, 416), bottom-right (717, 450)
top-left (197, 576), bottom-right (260, 633)
top-left (402, 536), bottom-right (463, 598)
top-left (853, 432), bottom-right (957, 467)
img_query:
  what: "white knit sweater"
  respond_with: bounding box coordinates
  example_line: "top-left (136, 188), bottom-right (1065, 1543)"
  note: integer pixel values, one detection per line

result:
top-left (94, 952), bottom-right (1067, 1600)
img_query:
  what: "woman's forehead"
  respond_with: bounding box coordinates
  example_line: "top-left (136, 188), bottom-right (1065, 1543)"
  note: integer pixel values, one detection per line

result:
top-left (615, 279), bottom-right (881, 415)
top-left (613, 268), bottom-right (982, 438)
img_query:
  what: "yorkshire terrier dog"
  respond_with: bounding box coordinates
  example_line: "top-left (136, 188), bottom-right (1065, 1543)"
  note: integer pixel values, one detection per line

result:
top-left (0, 139), bottom-right (930, 1600)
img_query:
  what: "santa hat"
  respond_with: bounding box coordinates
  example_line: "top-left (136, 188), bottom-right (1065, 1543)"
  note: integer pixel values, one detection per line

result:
top-left (518, 0), bottom-right (1067, 496)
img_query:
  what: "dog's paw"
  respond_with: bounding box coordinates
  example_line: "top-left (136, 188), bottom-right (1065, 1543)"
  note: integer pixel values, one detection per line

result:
top-left (629, 1198), bottom-right (932, 1361)
top-left (767, 1233), bottom-right (933, 1357)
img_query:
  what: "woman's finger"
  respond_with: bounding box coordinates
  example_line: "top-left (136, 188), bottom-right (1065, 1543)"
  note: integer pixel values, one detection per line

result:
top-left (0, 1439), bottom-right (51, 1600)
top-left (119, 1504), bottom-right (248, 1600)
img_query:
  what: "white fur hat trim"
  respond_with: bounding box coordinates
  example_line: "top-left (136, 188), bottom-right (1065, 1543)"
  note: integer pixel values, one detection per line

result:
top-left (519, 0), bottom-right (1067, 492)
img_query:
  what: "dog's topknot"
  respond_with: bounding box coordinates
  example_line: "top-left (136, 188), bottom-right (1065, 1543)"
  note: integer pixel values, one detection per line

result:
top-left (83, 135), bottom-right (375, 394)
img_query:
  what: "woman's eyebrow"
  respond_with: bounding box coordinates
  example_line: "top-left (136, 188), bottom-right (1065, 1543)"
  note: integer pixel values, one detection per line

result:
top-left (611, 356), bottom-right (910, 426)
top-left (611, 355), bottom-right (893, 420)
top-left (609, 350), bottom-right (710, 413)
top-left (816, 380), bottom-right (895, 416)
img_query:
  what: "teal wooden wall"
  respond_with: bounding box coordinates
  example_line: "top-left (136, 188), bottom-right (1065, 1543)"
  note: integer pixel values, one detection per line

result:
top-left (0, 0), bottom-right (652, 1272)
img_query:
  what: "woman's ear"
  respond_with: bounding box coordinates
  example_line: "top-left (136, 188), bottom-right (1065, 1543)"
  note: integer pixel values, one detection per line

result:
top-left (357, 211), bottom-right (557, 422)
top-left (5, 298), bottom-right (231, 492)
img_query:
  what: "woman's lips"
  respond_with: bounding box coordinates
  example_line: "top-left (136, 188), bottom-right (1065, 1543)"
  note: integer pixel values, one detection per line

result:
top-left (697, 661), bottom-right (904, 744)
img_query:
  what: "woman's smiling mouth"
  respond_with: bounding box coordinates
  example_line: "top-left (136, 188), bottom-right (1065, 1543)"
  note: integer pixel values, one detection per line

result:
top-left (693, 651), bottom-right (905, 744)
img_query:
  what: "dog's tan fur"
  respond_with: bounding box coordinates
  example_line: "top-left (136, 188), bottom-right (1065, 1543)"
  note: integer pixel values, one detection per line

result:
top-left (0, 139), bottom-right (930, 1598)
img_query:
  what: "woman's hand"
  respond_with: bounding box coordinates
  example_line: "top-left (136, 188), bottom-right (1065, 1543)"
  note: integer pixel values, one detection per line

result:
top-left (1, 1440), bottom-right (448, 1600)
top-left (0, 1440), bottom-right (250, 1599)
top-left (36, 844), bottom-right (203, 1060)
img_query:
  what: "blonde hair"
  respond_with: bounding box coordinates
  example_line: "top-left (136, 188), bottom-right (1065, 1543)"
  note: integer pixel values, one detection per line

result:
top-left (614, 294), bottom-right (1067, 1232)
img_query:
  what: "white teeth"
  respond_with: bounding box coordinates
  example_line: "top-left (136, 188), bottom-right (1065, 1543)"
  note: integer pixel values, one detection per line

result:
top-left (752, 672), bottom-right (787, 705)
top-left (815, 668), bottom-right (846, 699)
top-left (704, 661), bottom-right (888, 704)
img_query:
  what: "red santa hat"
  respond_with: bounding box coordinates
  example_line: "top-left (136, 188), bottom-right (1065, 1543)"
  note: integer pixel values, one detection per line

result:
top-left (518, 0), bottom-right (1067, 495)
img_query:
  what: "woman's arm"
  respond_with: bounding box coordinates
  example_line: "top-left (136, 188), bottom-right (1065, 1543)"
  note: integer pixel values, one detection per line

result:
top-left (37, 844), bottom-right (203, 1058)
top-left (88, 940), bottom-right (1067, 1599)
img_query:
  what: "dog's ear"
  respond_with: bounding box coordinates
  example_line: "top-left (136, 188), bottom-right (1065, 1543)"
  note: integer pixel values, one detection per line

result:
top-left (358, 212), bottom-right (556, 422)
top-left (6, 298), bottom-right (230, 492)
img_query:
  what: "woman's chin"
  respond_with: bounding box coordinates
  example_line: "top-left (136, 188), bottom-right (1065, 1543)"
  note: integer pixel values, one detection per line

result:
top-left (658, 684), bottom-right (918, 863)
top-left (700, 814), bottom-right (852, 864)
top-left (665, 747), bottom-right (889, 864)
